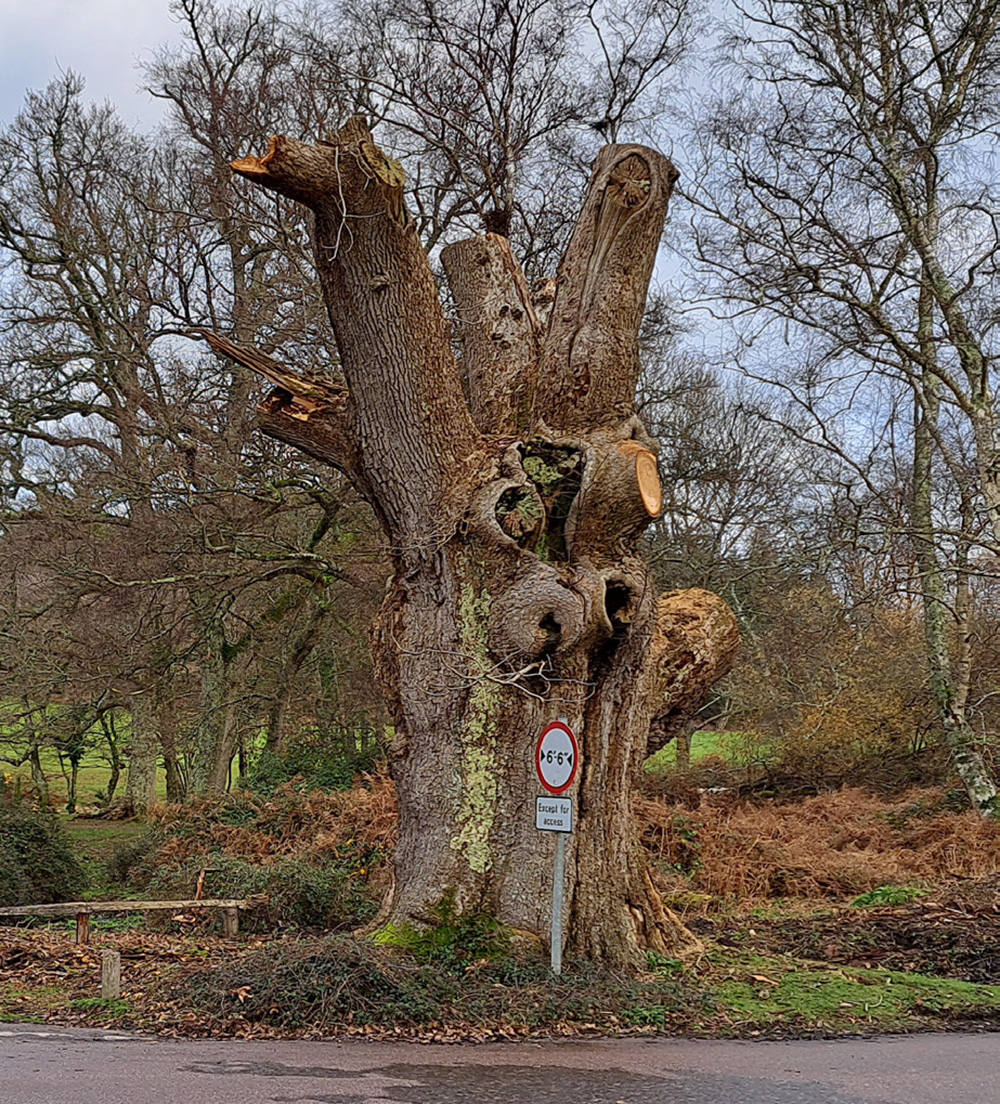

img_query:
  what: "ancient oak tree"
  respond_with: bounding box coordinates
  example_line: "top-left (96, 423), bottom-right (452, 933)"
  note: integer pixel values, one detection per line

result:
top-left (207, 117), bottom-right (738, 966)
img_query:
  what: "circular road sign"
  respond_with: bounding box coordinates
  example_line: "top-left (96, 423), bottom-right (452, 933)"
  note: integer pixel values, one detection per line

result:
top-left (536, 720), bottom-right (580, 795)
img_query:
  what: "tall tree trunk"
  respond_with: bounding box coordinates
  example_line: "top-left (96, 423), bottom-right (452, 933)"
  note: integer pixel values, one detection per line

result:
top-left (189, 622), bottom-right (237, 795)
top-left (124, 692), bottom-right (159, 814)
top-left (28, 744), bottom-right (49, 808)
top-left (66, 756), bottom-right (80, 814)
top-left (157, 704), bottom-right (186, 802)
top-left (265, 607), bottom-right (325, 753)
top-left (99, 711), bottom-right (125, 806)
top-left (914, 278), bottom-right (997, 815)
top-left (675, 730), bottom-right (692, 772)
top-left (207, 120), bottom-right (739, 967)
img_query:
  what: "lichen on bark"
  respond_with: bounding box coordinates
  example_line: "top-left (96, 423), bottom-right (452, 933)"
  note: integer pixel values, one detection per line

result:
top-left (450, 581), bottom-right (499, 874)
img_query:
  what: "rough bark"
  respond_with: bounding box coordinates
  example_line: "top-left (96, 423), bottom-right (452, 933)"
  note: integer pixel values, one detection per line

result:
top-left (536, 146), bottom-right (679, 432)
top-left (231, 121), bottom-right (478, 541)
top-left (440, 234), bottom-right (539, 436)
top-left (123, 692), bottom-right (159, 814)
top-left (188, 619), bottom-right (238, 796)
top-left (222, 118), bottom-right (738, 967)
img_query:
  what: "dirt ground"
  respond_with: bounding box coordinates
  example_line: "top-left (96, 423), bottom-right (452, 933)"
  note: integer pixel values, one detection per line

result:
top-left (695, 877), bottom-right (1000, 985)
top-left (5, 875), bottom-right (1000, 1040)
top-left (6, 786), bottom-right (1000, 1040)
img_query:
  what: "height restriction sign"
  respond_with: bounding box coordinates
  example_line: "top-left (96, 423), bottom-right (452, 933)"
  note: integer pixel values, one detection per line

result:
top-left (535, 720), bottom-right (579, 795)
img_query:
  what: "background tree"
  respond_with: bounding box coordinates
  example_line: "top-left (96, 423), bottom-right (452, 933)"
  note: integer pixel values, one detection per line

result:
top-left (0, 59), bottom-right (381, 805)
top-left (686, 0), bottom-right (1000, 812)
top-left (311, 0), bottom-right (699, 270)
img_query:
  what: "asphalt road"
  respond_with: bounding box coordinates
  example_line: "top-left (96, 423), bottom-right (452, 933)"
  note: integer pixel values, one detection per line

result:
top-left (1, 1024), bottom-right (997, 1104)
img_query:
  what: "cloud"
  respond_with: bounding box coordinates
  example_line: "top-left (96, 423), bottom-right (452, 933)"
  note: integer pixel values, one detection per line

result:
top-left (0, 0), bottom-right (181, 127)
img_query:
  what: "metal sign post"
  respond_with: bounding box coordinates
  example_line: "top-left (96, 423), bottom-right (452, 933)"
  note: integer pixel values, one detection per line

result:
top-left (535, 720), bottom-right (580, 976)
top-left (552, 832), bottom-right (566, 975)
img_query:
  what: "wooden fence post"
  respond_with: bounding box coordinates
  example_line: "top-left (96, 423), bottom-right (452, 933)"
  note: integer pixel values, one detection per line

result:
top-left (75, 912), bottom-right (90, 946)
top-left (101, 950), bottom-right (121, 1000)
top-left (222, 907), bottom-right (239, 938)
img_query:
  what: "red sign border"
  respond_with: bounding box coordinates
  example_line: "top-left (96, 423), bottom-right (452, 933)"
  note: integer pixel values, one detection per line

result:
top-left (535, 720), bottom-right (580, 795)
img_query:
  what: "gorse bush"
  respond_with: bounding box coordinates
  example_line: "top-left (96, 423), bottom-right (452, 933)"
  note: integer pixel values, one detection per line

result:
top-left (0, 804), bottom-right (86, 906)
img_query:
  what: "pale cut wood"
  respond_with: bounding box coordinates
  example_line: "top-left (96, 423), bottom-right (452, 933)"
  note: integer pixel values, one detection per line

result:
top-left (635, 451), bottom-right (662, 517)
top-left (564, 432), bottom-right (664, 559)
top-left (101, 950), bottom-right (121, 1000)
top-left (222, 907), bottom-right (239, 937)
top-left (616, 441), bottom-right (663, 518)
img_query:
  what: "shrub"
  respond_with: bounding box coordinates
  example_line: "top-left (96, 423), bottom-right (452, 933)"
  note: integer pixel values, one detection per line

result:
top-left (109, 780), bottom-right (394, 930)
top-left (107, 829), bottom-right (161, 886)
top-left (0, 805), bottom-right (86, 906)
top-left (183, 934), bottom-right (697, 1032)
top-left (146, 854), bottom-right (378, 930)
top-left (186, 937), bottom-right (462, 1029)
top-left (245, 728), bottom-right (387, 795)
top-left (851, 885), bottom-right (931, 909)
top-left (372, 893), bottom-right (511, 969)
top-left (639, 786), bottom-right (1000, 903)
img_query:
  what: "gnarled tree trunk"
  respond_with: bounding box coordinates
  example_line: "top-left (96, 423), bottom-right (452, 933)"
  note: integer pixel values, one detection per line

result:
top-left (204, 119), bottom-right (738, 968)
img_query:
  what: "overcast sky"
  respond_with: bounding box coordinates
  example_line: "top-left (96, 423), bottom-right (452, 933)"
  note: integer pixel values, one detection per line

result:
top-left (0, 0), bottom-right (181, 128)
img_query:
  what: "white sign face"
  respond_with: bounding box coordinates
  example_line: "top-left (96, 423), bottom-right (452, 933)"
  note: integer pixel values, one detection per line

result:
top-left (536, 796), bottom-right (573, 833)
top-left (535, 720), bottom-right (579, 794)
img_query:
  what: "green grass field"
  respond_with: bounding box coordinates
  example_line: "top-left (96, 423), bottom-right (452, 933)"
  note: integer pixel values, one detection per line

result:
top-left (62, 818), bottom-right (148, 900)
top-left (644, 730), bottom-right (730, 772)
top-left (644, 730), bottom-right (778, 774)
top-left (0, 740), bottom-right (168, 808)
top-left (6, 730), bottom-right (741, 796)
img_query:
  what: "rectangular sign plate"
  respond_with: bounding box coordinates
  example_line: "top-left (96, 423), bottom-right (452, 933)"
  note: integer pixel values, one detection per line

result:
top-left (536, 796), bottom-right (573, 833)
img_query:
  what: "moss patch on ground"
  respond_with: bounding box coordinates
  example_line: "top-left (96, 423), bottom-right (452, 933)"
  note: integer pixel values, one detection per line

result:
top-left (688, 949), bottom-right (1000, 1035)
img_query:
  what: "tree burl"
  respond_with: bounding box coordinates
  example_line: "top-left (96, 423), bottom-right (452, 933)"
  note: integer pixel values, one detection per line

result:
top-left (204, 117), bottom-right (738, 967)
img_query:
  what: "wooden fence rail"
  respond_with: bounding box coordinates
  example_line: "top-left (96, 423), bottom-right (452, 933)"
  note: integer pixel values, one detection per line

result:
top-left (0, 898), bottom-right (250, 943)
